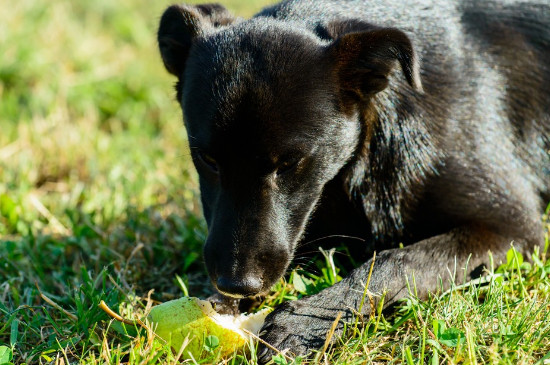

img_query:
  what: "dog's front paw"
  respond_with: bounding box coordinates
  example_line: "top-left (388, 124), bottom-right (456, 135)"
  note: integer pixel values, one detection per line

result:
top-left (257, 298), bottom-right (348, 363)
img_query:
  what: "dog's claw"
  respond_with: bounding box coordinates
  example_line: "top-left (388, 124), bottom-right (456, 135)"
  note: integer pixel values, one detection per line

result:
top-left (257, 346), bottom-right (270, 362)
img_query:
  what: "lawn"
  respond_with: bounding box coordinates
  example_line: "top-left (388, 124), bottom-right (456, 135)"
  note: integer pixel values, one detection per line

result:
top-left (1, 0), bottom-right (549, 364)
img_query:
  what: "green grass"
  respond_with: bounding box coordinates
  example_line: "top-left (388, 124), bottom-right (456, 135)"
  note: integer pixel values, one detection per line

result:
top-left (1, 0), bottom-right (549, 364)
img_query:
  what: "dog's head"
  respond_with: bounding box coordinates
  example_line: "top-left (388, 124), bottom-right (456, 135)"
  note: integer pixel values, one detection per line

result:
top-left (158, 3), bottom-right (421, 297)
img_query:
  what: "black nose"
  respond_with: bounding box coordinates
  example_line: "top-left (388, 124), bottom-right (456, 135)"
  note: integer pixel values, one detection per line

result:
top-left (216, 276), bottom-right (263, 297)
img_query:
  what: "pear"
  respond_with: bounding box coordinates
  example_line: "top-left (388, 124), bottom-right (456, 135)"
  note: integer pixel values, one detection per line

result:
top-left (148, 297), bottom-right (270, 359)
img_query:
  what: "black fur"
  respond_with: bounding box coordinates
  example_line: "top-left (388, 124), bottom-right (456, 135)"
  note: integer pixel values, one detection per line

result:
top-left (157, 0), bottom-right (550, 360)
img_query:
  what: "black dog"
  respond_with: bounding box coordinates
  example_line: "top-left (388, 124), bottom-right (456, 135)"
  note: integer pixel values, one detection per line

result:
top-left (157, 0), bottom-right (550, 360)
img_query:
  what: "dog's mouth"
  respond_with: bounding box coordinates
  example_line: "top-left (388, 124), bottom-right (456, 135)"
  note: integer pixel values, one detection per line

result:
top-left (216, 289), bottom-right (253, 299)
top-left (216, 291), bottom-right (245, 299)
top-left (214, 282), bottom-right (275, 300)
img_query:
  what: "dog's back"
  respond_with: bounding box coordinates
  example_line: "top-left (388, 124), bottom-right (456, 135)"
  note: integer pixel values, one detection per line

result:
top-left (256, 0), bottom-right (550, 240)
top-left (258, 0), bottom-right (550, 179)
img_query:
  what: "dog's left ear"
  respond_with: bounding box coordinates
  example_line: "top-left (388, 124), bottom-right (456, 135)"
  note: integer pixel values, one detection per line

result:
top-left (329, 27), bottom-right (423, 99)
top-left (158, 3), bottom-right (236, 77)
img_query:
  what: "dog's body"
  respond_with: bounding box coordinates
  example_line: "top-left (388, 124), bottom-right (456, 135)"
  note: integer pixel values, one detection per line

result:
top-left (157, 0), bottom-right (550, 360)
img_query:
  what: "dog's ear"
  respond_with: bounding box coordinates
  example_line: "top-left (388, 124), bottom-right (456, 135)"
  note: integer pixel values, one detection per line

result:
top-left (158, 3), bottom-right (236, 77)
top-left (329, 27), bottom-right (422, 99)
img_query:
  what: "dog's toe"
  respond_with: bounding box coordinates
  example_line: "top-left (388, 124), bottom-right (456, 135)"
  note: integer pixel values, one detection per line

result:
top-left (256, 301), bottom-right (338, 363)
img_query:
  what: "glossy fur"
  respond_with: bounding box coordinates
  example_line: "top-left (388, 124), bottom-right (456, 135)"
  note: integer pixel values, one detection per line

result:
top-left (157, 0), bottom-right (550, 360)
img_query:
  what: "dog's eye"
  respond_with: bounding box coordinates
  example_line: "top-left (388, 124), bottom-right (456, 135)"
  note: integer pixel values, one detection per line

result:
top-left (196, 151), bottom-right (219, 173)
top-left (276, 158), bottom-right (300, 176)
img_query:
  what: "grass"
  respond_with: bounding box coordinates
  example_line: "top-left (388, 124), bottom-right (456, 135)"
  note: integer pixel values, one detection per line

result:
top-left (0, 0), bottom-right (549, 364)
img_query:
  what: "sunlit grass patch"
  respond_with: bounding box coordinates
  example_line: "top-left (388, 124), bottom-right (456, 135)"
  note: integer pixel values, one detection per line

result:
top-left (321, 243), bottom-right (550, 364)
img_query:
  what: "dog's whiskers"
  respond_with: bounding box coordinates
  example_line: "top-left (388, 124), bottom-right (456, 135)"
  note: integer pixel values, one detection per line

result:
top-left (297, 234), bottom-right (365, 248)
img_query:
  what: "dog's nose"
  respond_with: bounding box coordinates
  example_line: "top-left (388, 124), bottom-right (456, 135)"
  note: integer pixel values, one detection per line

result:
top-left (216, 276), bottom-right (262, 297)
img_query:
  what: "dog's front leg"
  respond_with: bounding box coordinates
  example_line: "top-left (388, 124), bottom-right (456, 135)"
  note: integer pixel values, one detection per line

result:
top-left (257, 225), bottom-right (541, 362)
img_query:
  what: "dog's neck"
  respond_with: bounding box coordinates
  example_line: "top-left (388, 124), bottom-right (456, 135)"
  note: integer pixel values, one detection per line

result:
top-left (344, 83), bottom-right (442, 243)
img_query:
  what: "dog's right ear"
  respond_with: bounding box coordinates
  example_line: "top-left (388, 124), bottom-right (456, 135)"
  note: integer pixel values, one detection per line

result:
top-left (158, 4), bottom-right (235, 77)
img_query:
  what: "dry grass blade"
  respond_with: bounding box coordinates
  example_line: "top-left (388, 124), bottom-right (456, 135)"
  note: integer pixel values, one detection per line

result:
top-left (241, 328), bottom-right (295, 362)
top-left (322, 311), bottom-right (343, 354)
top-left (28, 194), bottom-right (71, 236)
top-left (36, 283), bottom-right (78, 322)
top-left (99, 300), bottom-right (146, 328)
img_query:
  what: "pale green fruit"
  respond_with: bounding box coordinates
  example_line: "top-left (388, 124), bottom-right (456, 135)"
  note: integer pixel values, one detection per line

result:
top-left (148, 297), bottom-right (270, 359)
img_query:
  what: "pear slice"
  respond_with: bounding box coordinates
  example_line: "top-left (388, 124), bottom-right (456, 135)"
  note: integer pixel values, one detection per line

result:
top-left (148, 297), bottom-right (270, 359)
